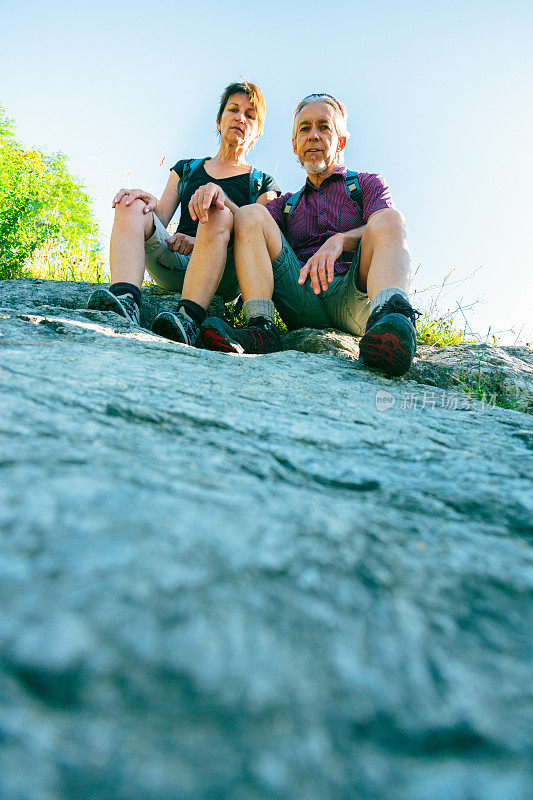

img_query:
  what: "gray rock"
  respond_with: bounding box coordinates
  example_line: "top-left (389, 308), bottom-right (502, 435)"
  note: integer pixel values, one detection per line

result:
top-left (0, 279), bottom-right (532, 800)
top-left (284, 328), bottom-right (533, 413)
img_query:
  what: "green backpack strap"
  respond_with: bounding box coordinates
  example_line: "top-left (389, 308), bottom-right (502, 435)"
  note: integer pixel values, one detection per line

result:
top-left (282, 188), bottom-right (304, 234)
top-left (176, 157), bottom-right (208, 205)
top-left (344, 170), bottom-right (362, 210)
top-left (249, 166), bottom-right (263, 204)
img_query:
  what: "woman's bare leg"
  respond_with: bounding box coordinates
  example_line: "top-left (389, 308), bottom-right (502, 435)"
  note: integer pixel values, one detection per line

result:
top-left (180, 206), bottom-right (233, 309)
top-left (109, 197), bottom-right (155, 288)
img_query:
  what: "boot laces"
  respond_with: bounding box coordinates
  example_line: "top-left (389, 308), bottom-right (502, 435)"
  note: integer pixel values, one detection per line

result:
top-left (378, 296), bottom-right (421, 327)
top-left (120, 294), bottom-right (140, 323)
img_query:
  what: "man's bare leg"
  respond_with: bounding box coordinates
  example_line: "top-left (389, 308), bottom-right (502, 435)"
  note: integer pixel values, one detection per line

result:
top-left (233, 204), bottom-right (283, 301)
top-left (357, 209), bottom-right (411, 298)
top-left (356, 209), bottom-right (418, 376)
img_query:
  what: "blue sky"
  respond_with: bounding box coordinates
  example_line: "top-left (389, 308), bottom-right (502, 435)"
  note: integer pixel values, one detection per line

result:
top-left (2, 0), bottom-right (532, 343)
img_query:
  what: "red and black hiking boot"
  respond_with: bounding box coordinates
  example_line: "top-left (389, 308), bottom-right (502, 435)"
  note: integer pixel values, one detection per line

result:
top-left (359, 294), bottom-right (420, 377)
top-left (201, 316), bottom-right (283, 355)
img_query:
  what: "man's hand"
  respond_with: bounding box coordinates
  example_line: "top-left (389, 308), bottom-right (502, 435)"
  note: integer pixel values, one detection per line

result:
top-left (112, 188), bottom-right (158, 214)
top-left (165, 232), bottom-right (195, 256)
top-left (298, 233), bottom-right (345, 294)
top-left (189, 183), bottom-right (226, 224)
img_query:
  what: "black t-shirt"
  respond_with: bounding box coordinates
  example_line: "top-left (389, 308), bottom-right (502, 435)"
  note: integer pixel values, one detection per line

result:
top-left (171, 158), bottom-right (280, 237)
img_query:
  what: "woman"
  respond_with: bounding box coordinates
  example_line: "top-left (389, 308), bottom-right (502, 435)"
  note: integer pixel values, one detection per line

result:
top-left (88, 81), bottom-right (280, 345)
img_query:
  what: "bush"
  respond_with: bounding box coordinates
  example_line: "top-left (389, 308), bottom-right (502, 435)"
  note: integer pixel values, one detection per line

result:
top-left (0, 106), bottom-right (100, 279)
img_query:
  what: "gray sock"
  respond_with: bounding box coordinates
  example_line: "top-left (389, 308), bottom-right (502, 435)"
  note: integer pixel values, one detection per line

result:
top-left (369, 287), bottom-right (410, 315)
top-left (242, 298), bottom-right (275, 323)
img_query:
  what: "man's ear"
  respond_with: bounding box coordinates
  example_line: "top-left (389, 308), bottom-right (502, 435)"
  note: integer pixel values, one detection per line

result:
top-left (336, 135), bottom-right (347, 154)
top-left (292, 138), bottom-right (298, 156)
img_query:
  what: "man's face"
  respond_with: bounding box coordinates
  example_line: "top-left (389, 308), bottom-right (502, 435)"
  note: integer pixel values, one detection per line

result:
top-left (217, 92), bottom-right (260, 152)
top-left (292, 101), bottom-right (345, 175)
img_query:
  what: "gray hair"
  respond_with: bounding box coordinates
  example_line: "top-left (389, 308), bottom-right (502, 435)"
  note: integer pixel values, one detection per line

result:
top-left (291, 94), bottom-right (350, 162)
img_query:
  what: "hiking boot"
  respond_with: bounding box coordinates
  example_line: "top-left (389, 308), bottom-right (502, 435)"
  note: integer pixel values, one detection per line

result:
top-left (87, 288), bottom-right (140, 325)
top-left (201, 316), bottom-right (283, 354)
top-left (359, 294), bottom-right (420, 377)
top-left (152, 311), bottom-right (200, 346)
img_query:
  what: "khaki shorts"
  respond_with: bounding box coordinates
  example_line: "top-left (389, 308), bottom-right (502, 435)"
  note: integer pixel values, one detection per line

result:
top-left (144, 214), bottom-right (240, 301)
top-left (272, 233), bottom-right (371, 335)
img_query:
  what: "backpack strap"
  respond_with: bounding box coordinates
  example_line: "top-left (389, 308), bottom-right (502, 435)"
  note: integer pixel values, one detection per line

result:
top-left (176, 157), bottom-right (208, 205)
top-left (282, 188), bottom-right (304, 234)
top-left (344, 170), bottom-right (362, 210)
top-left (249, 166), bottom-right (263, 204)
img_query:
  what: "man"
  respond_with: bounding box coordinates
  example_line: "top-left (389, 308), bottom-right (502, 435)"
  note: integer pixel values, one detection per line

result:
top-left (200, 93), bottom-right (420, 377)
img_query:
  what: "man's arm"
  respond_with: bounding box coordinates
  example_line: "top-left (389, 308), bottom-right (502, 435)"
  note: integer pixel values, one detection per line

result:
top-left (298, 226), bottom-right (366, 294)
top-left (335, 225), bottom-right (366, 252)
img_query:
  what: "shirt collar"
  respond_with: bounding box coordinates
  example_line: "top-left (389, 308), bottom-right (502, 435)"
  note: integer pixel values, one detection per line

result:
top-left (305, 165), bottom-right (346, 189)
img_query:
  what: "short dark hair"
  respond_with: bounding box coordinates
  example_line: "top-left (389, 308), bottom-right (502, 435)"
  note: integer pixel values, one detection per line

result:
top-left (216, 80), bottom-right (266, 137)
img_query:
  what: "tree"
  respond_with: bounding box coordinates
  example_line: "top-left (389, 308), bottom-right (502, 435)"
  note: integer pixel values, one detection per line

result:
top-left (0, 106), bottom-right (100, 279)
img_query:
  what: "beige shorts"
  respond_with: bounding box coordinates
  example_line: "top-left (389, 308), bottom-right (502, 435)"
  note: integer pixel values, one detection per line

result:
top-left (144, 214), bottom-right (239, 300)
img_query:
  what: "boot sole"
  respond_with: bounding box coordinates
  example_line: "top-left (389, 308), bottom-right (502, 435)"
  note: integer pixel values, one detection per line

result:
top-left (359, 315), bottom-right (416, 377)
top-left (88, 290), bottom-right (127, 318)
top-left (201, 326), bottom-right (244, 354)
top-left (152, 313), bottom-right (189, 344)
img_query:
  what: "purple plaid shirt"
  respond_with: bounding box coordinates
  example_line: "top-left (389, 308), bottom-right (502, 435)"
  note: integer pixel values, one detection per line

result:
top-left (266, 166), bottom-right (395, 273)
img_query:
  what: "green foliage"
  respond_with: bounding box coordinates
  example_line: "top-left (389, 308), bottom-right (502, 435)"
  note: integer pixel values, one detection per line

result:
top-left (29, 239), bottom-right (109, 283)
top-left (416, 311), bottom-right (464, 346)
top-left (412, 269), bottom-right (471, 347)
top-left (223, 296), bottom-right (288, 334)
top-left (0, 105), bottom-right (100, 279)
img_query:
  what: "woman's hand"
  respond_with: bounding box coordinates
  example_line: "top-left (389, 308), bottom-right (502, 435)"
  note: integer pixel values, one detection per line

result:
top-left (164, 232), bottom-right (195, 256)
top-left (298, 233), bottom-right (345, 294)
top-left (188, 183), bottom-right (226, 224)
top-left (112, 188), bottom-right (158, 214)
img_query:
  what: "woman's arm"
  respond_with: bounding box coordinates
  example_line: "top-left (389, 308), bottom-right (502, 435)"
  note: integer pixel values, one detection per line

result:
top-left (188, 185), bottom-right (278, 223)
top-left (255, 190), bottom-right (278, 206)
top-left (154, 170), bottom-right (181, 227)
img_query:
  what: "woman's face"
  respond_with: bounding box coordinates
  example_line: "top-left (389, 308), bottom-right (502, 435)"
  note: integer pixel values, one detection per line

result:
top-left (217, 92), bottom-right (260, 152)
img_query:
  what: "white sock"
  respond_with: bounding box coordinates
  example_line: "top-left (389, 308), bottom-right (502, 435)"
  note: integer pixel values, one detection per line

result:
top-left (369, 287), bottom-right (410, 315)
top-left (242, 298), bottom-right (275, 323)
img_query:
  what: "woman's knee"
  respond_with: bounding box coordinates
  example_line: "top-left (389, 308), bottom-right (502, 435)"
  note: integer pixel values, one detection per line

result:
top-left (234, 202), bottom-right (269, 233)
top-left (115, 198), bottom-right (156, 241)
top-left (197, 205), bottom-right (233, 242)
top-left (114, 197), bottom-right (152, 231)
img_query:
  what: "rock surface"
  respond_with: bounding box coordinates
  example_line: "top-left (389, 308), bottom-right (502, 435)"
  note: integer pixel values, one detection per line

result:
top-left (0, 279), bottom-right (532, 800)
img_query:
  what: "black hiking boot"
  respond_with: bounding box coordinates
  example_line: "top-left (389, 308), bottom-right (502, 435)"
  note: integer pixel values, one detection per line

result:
top-left (87, 288), bottom-right (140, 325)
top-left (201, 316), bottom-right (283, 355)
top-left (359, 294), bottom-right (420, 377)
top-left (152, 311), bottom-right (200, 346)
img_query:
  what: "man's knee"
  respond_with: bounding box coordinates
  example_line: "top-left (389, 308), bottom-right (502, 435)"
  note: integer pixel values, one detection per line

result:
top-left (367, 208), bottom-right (406, 241)
top-left (234, 203), bottom-right (282, 260)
